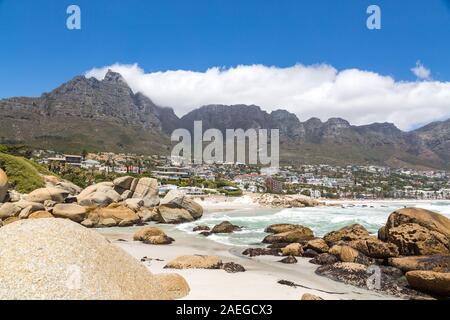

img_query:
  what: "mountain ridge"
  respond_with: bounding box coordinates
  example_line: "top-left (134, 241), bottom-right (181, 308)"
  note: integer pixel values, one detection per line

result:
top-left (0, 70), bottom-right (449, 170)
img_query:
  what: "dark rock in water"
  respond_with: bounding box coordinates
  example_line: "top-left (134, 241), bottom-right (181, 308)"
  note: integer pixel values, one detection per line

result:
top-left (200, 231), bottom-right (212, 237)
top-left (242, 247), bottom-right (281, 257)
top-left (263, 228), bottom-right (314, 244)
top-left (116, 239), bottom-right (127, 242)
top-left (222, 262), bottom-right (246, 273)
top-left (310, 253), bottom-right (339, 266)
top-left (303, 249), bottom-right (319, 258)
top-left (315, 262), bottom-right (433, 299)
top-left (193, 225), bottom-right (210, 232)
top-left (211, 221), bottom-right (242, 234)
top-left (279, 256), bottom-right (298, 264)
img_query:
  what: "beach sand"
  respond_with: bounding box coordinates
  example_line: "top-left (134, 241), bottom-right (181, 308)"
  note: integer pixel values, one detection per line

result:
top-left (98, 221), bottom-right (398, 300)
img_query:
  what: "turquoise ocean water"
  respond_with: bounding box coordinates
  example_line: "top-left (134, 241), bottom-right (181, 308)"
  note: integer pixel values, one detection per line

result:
top-left (177, 201), bottom-right (450, 247)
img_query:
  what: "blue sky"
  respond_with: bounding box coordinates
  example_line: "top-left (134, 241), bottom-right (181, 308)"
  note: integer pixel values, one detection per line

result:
top-left (0, 0), bottom-right (449, 99)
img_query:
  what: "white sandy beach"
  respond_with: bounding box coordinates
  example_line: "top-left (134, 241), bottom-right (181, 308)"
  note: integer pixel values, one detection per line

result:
top-left (98, 219), bottom-right (398, 300)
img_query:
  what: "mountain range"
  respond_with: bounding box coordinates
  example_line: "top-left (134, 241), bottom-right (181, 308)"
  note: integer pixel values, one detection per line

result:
top-left (0, 70), bottom-right (449, 170)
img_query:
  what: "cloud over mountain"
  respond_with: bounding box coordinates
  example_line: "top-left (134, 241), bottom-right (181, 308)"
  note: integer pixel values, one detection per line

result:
top-left (86, 63), bottom-right (450, 131)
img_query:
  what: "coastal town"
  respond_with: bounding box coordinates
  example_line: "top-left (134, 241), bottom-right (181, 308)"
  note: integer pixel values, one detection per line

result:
top-left (30, 149), bottom-right (450, 200)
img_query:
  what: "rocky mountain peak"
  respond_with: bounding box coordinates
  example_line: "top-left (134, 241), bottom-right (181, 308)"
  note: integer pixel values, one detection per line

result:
top-left (103, 69), bottom-right (127, 85)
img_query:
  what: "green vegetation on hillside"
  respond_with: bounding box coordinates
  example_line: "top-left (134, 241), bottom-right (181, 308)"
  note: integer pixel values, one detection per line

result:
top-left (0, 152), bottom-right (47, 193)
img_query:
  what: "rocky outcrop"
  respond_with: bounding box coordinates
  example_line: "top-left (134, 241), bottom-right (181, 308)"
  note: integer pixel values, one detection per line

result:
top-left (281, 243), bottom-right (304, 256)
top-left (156, 190), bottom-right (203, 224)
top-left (347, 238), bottom-right (399, 259)
top-left (385, 208), bottom-right (450, 238)
top-left (265, 223), bottom-right (306, 234)
top-left (133, 227), bottom-right (174, 245)
top-left (263, 225), bottom-right (314, 244)
top-left (222, 262), bottom-right (246, 273)
top-left (52, 204), bottom-right (87, 222)
top-left (164, 255), bottom-right (222, 270)
top-left (323, 224), bottom-right (370, 245)
top-left (28, 211), bottom-right (54, 219)
top-left (0, 219), bottom-right (170, 299)
top-left (388, 255), bottom-right (450, 273)
top-left (242, 247), bottom-right (281, 257)
top-left (88, 206), bottom-right (140, 227)
top-left (211, 221), bottom-right (241, 234)
top-left (0, 169), bottom-right (8, 203)
top-left (406, 271), bottom-right (450, 296)
top-left (328, 245), bottom-right (373, 265)
top-left (279, 256), bottom-right (298, 264)
top-left (0, 202), bottom-right (21, 219)
top-left (382, 208), bottom-right (450, 256)
top-left (27, 187), bottom-right (69, 204)
top-left (306, 239), bottom-right (329, 253)
top-left (193, 225), bottom-right (210, 232)
top-left (255, 194), bottom-right (321, 208)
top-left (387, 223), bottom-right (449, 256)
top-left (309, 253), bottom-right (339, 265)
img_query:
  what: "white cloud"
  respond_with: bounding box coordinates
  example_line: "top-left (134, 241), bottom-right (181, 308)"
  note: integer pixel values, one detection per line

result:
top-left (411, 61), bottom-right (431, 80)
top-left (86, 63), bottom-right (450, 131)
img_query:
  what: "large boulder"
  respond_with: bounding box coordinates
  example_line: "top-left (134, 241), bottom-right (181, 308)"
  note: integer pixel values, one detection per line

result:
top-left (133, 227), bottom-right (174, 245)
top-left (211, 221), bottom-right (241, 234)
top-left (27, 187), bottom-right (69, 204)
top-left (328, 245), bottom-right (373, 265)
top-left (388, 255), bottom-right (450, 273)
top-left (164, 255), bottom-right (222, 269)
top-left (347, 238), bottom-right (399, 259)
top-left (154, 273), bottom-right (190, 299)
top-left (52, 204), bottom-right (87, 223)
top-left (323, 224), bottom-right (370, 245)
top-left (78, 192), bottom-right (113, 208)
top-left (281, 243), bottom-right (304, 256)
top-left (0, 219), bottom-right (170, 299)
top-left (306, 239), bottom-right (330, 253)
top-left (28, 211), bottom-right (54, 219)
top-left (387, 223), bottom-right (449, 256)
top-left (18, 202), bottom-right (46, 219)
top-left (309, 253), bottom-right (339, 265)
top-left (265, 224), bottom-right (306, 234)
top-left (56, 181), bottom-right (82, 195)
top-left (263, 227), bottom-right (314, 244)
top-left (0, 168), bottom-right (8, 203)
top-left (0, 202), bottom-right (21, 220)
top-left (157, 206), bottom-right (194, 224)
top-left (160, 190), bottom-right (203, 219)
top-left (406, 271), bottom-right (450, 296)
top-left (385, 208), bottom-right (450, 238)
top-left (132, 178), bottom-right (158, 199)
top-left (113, 176), bottom-right (134, 193)
top-left (88, 206), bottom-right (139, 227)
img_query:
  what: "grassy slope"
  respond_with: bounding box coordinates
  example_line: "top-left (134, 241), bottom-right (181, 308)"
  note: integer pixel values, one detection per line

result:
top-left (0, 152), bottom-right (52, 193)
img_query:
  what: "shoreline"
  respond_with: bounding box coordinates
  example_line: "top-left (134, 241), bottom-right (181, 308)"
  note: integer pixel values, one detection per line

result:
top-left (98, 224), bottom-right (397, 300)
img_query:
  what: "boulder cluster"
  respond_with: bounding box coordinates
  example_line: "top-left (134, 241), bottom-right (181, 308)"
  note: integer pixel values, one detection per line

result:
top-left (243, 207), bottom-right (450, 299)
top-left (255, 194), bottom-right (322, 208)
top-left (0, 173), bottom-right (203, 228)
